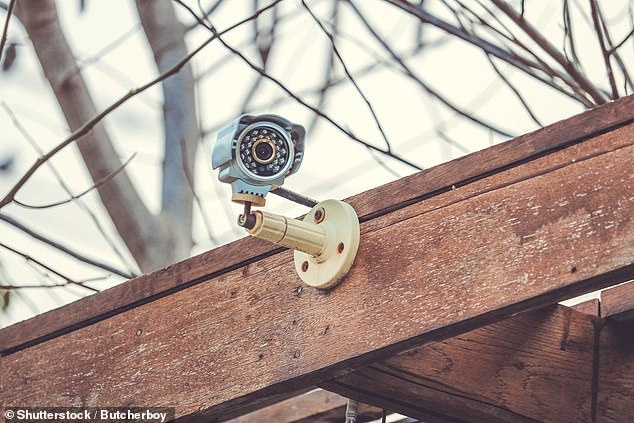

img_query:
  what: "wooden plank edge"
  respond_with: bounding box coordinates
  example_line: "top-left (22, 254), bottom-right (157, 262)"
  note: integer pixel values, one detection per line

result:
top-left (322, 305), bottom-right (599, 423)
top-left (572, 298), bottom-right (601, 316)
top-left (224, 389), bottom-right (383, 423)
top-left (600, 280), bottom-right (634, 323)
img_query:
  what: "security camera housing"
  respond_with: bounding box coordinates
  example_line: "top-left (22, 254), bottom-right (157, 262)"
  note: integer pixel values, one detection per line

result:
top-left (212, 114), bottom-right (305, 206)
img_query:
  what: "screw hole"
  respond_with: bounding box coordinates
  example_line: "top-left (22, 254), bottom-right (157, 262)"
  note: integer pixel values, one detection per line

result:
top-left (337, 242), bottom-right (345, 254)
top-left (301, 261), bottom-right (309, 272)
top-left (571, 266), bottom-right (577, 274)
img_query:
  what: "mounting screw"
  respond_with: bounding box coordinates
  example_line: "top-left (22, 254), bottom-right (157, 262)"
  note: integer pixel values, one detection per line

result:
top-left (314, 207), bottom-right (325, 223)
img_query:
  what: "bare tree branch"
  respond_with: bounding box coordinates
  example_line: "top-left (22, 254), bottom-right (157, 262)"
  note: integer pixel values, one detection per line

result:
top-left (174, 0), bottom-right (422, 171)
top-left (179, 137), bottom-right (215, 243)
top-left (0, 212), bottom-right (133, 278)
top-left (594, 2), bottom-right (634, 93)
top-left (307, 0), bottom-right (339, 134)
top-left (610, 26), bottom-right (634, 52)
top-left (302, 0), bottom-right (394, 152)
top-left (1, 283), bottom-right (83, 289)
top-left (383, 0), bottom-right (597, 106)
top-left (0, 0), bottom-right (14, 62)
top-left (2, 102), bottom-right (138, 275)
top-left (186, 0), bottom-right (223, 32)
top-left (456, 0), bottom-right (583, 96)
top-left (0, 1), bottom-right (281, 210)
top-left (237, 0), bottom-right (279, 114)
top-left (13, 154), bottom-right (136, 209)
top-left (489, 0), bottom-right (608, 104)
top-left (589, 0), bottom-right (619, 98)
top-left (136, 0), bottom-right (199, 262)
top-left (348, 1), bottom-right (515, 138)
top-left (0, 241), bottom-right (99, 292)
top-left (384, 0), bottom-right (546, 73)
top-left (484, 54), bottom-right (543, 127)
top-left (562, 0), bottom-right (583, 71)
top-left (11, 0), bottom-right (174, 272)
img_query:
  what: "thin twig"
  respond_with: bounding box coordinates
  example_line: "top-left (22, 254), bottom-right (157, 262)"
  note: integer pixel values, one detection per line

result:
top-left (307, 0), bottom-right (339, 134)
top-left (0, 0), bottom-right (15, 63)
top-left (302, 0), bottom-right (394, 152)
top-left (485, 54), bottom-right (543, 127)
top-left (384, 0), bottom-right (547, 74)
top-left (179, 137), bottom-right (215, 243)
top-left (14, 154), bottom-right (136, 209)
top-left (384, 0), bottom-right (596, 107)
top-left (594, 2), bottom-right (633, 93)
top-left (174, 0), bottom-right (423, 171)
top-left (590, 0), bottom-right (618, 99)
top-left (237, 1), bottom-right (279, 114)
top-left (186, 0), bottom-right (223, 31)
top-left (466, 0), bottom-right (584, 97)
top-left (0, 213), bottom-right (134, 279)
top-left (609, 26), bottom-right (634, 53)
top-left (2, 102), bottom-right (138, 275)
top-left (562, 0), bottom-right (583, 71)
top-left (0, 241), bottom-right (99, 292)
top-left (451, 0), bottom-right (592, 106)
top-left (1, 283), bottom-right (74, 289)
top-left (0, 2), bottom-right (281, 209)
top-left (435, 129), bottom-right (471, 154)
top-left (489, 0), bottom-right (607, 105)
top-left (348, 1), bottom-right (515, 138)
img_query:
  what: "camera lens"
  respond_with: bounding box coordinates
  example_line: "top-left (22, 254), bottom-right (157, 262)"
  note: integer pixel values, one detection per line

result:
top-left (252, 139), bottom-right (276, 164)
top-left (238, 124), bottom-right (292, 178)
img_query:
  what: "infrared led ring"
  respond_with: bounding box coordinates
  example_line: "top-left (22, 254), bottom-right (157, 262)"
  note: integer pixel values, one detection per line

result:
top-left (237, 123), bottom-right (293, 179)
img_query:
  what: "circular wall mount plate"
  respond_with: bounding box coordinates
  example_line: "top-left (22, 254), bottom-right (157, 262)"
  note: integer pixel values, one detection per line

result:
top-left (293, 199), bottom-right (360, 289)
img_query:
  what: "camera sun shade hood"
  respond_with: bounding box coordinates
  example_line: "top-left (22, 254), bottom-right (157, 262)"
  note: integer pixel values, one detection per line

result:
top-left (212, 114), bottom-right (306, 206)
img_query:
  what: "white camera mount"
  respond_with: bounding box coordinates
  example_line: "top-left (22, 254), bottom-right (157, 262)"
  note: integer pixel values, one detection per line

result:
top-left (239, 199), bottom-right (360, 289)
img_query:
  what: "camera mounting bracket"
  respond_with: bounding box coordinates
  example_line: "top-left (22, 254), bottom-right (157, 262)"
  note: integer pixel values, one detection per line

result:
top-left (241, 199), bottom-right (360, 289)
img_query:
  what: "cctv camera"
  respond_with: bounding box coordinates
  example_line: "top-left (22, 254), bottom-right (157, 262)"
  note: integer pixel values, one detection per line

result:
top-left (212, 114), bottom-right (305, 206)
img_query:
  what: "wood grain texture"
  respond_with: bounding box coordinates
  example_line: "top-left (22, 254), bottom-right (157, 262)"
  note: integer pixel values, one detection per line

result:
top-left (572, 298), bottom-right (600, 315)
top-left (2, 95), bottom-right (634, 354)
top-left (2, 116), bottom-right (634, 420)
top-left (601, 281), bottom-right (634, 322)
top-left (596, 322), bottom-right (634, 423)
top-left (226, 390), bottom-right (382, 423)
top-left (323, 305), bottom-right (596, 423)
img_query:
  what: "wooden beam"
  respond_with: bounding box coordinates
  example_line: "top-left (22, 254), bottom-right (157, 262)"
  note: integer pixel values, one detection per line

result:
top-left (572, 298), bottom-right (600, 315)
top-left (600, 281), bottom-right (634, 323)
top-left (2, 95), bottom-right (634, 355)
top-left (322, 305), bottom-right (597, 423)
top-left (597, 320), bottom-right (634, 422)
top-left (2, 100), bottom-right (634, 421)
top-left (225, 390), bottom-right (383, 423)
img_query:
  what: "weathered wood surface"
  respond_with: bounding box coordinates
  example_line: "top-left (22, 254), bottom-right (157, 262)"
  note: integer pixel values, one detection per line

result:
top-left (601, 281), bottom-right (634, 322)
top-left (597, 321), bottom-right (634, 423)
top-left (323, 305), bottom-right (597, 423)
top-left (226, 390), bottom-right (383, 423)
top-left (572, 298), bottom-right (600, 315)
top-left (2, 103), bottom-right (634, 421)
top-left (2, 95), bottom-right (634, 355)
